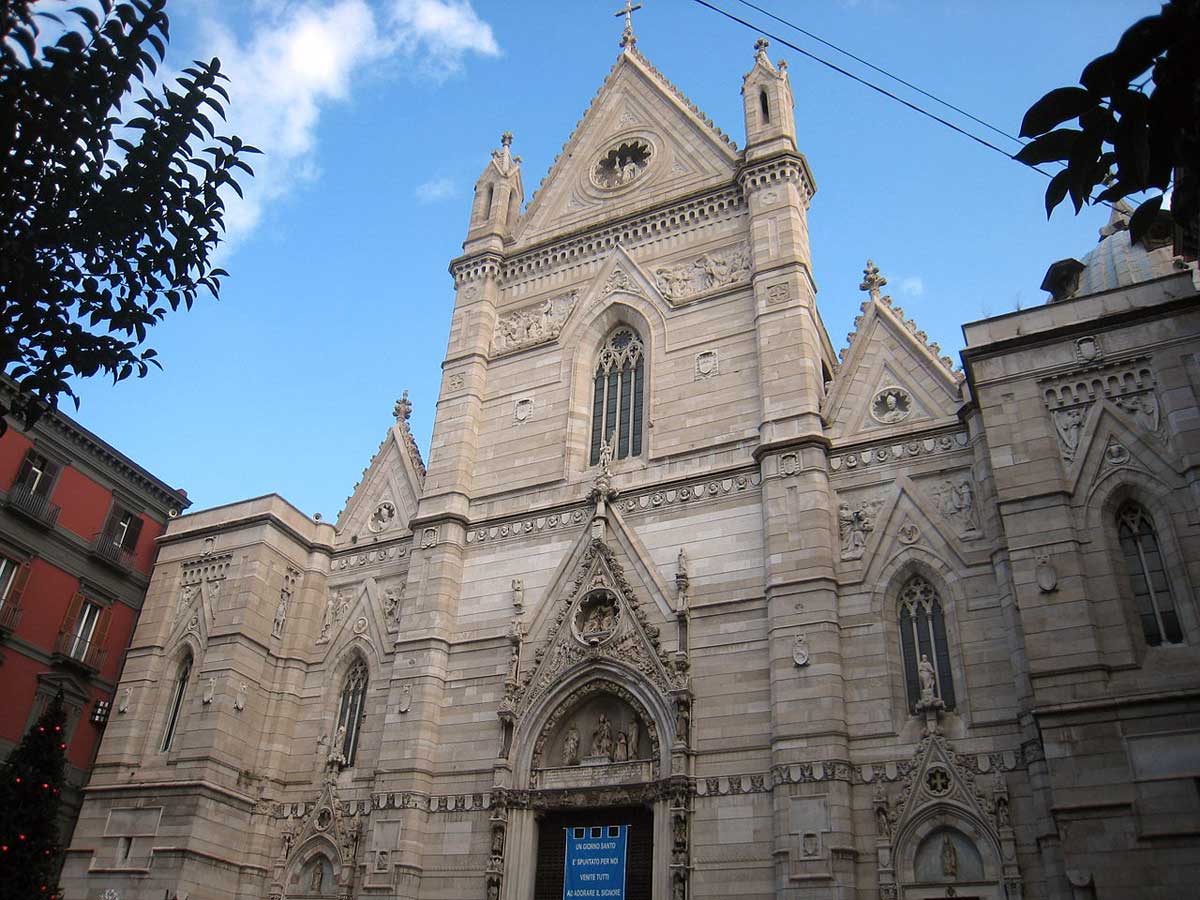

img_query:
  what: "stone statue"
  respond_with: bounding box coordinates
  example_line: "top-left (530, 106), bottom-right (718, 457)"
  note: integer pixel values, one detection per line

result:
top-left (511, 577), bottom-right (524, 609)
top-left (329, 724), bottom-right (347, 767)
top-left (672, 875), bottom-right (685, 900)
top-left (614, 732), bottom-right (629, 762)
top-left (273, 590), bottom-right (289, 638)
top-left (491, 825), bottom-right (505, 857)
top-left (319, 596), bottom-right (335, 641)
top-left (918, 654), bottom-right (937, 702)
top-left (941, 832), bottom-right (958, 877)
top-left (996, 794), bottom-right (1010, 827)
top-left (202, 677), bottom-right (215, 705)
top-left (672, 814), bottom-right (686, 850)
top-left (876, 805), bottom-right (890, 839)
top-left (310, 861), bottom-right (324, 892)
top-left (838, 501), bottom-right (876, 560)
top-left (562, 724), bottom-right (580, 766)
top-left (487, 879), bottom-right (500, 900)
top-left (235, 682), bottom-right (247, 711)
top-left (627, 716), bottom-right (640, 759)
top-left (598, 436), bottom-right (614, 475)
top-left (591, 713), bottom-right (613, 759)
top-left (675, 702), bottom-right (690, 744)
top-left (117, 686), bottom-right (132, 714)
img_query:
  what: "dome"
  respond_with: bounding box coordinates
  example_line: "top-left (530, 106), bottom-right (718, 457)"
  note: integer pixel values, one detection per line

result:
top-left (1042, 201), bottom-right (1179, 302)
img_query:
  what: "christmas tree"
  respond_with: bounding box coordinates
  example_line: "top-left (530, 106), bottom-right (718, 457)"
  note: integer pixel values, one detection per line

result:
top-left (0, 689), bottom-right (67, 900)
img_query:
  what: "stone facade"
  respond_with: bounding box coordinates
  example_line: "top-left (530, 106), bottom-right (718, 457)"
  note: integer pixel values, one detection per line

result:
top-left (62, 36), bottom-right (1200, 900)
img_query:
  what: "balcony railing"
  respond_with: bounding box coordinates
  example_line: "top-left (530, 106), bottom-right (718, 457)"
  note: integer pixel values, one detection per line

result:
top-left (53, 631), bottom-right (106, 672)
top-left (3, 483), bottom-right (61, 528)
top-left (0, 601), bottom-right (21, 634)
top-left (89, 531), bottom-right (134, 572)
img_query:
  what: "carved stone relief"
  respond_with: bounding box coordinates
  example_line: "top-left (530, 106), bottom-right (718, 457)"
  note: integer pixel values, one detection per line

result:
top-left (871, 387), bottom-right (912, 424)
top-left (421, 527), bottom-right (439, 549)
top-left (316, 589), bottom-right (352, 645)
top-left (1041, 357), bottom-right (1161, 459)
top-left (766, 282), bottom-right (790, 304)
top-left (928, 477), bottom-right (981, 537)
top-left (694, 350), bottom-right (719, 380)
top-left (532, 682), bottom-right (655, 777)
top-left (653, 242), bottom-right (751, 302)
top-left (273, 566), bottom-right (299, 639)
top-left (591, 139), bottom-right (652, 190)
top-left (602, 266), bottom-right (643, 297)
top-left (513, 398), bottom-right (534, 423)
top-left (491, 290), bottom-right (578, 356)
top-left (838, 497), bottom-right (882, 560)
top-left (383, 586), bottom-right (403, 631)
top-left (792, 633), bottom-right (810, 667)
top-left (1053, 405), bottom-right (1090, 460)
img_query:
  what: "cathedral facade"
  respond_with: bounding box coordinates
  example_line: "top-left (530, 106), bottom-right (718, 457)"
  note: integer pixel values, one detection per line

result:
top-left (62, 34), bottom-right (1200, 900)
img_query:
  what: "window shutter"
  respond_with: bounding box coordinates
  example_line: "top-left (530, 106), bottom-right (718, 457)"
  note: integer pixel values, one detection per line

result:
top-left (90, 604), bottom-right (113, 658)
top-left (6, 562), bottom-right (31, 607)
top-left (14, 455), bottom-right (34, 489)
top-left (60, 590), bottom-right (85, 635)
top-left (121, 515), bottom-right (144, 552)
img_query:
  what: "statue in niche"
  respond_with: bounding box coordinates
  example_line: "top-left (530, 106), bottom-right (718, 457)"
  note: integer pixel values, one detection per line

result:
top-left (318, 595), bottom-right (336, 642)
top-left (511, 578), bottom-right (524, 610)
top-left (280, 825), bottom-right (294, 860)
top-left (562, 724), bottom-right (581, 766)
top-left (576, 593), bottom-right (618, 643)
top-left (614, 732), bottom-right (629, 762)
top-left (591, 713), bottom-right (614, 759)
top-left (627, 716), bottom-right (641, 760)
top-left (675, 700), bottom-right (690, 744)
top-left (838, 501), bottom-right (877, 560)
top-left (598, 436), bottom-right (614, 475)
top-left (486, 878), bottom-right (500, 900)
top-left (1054, 406), bottom-right (1085, 456)
top-left (672, 874), bottom-right (686, 900)
top-left (918, 654), bottom-right (937, 703)
top-left (491, 825), bottom-right (505, 857)
top-left (383, 587), bottom-right (403, 630)
top-left (876, 805), bottom-right (890, 839)
top-left (672, 814), bottom-right (686, 850)
top-left (941, 833), bottom-right (958, 878)
top-left (309, 861), bottom-right (324, 892)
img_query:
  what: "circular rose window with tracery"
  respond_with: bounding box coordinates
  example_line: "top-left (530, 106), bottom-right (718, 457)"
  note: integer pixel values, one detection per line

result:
top-left (592, 140), bottom-right (652, 189)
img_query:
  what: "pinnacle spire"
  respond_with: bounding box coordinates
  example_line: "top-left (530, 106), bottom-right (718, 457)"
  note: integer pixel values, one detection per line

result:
top-left (614, 0), bottom-right (643, 48)
top-left (860, 260), bottom-right (889, 303)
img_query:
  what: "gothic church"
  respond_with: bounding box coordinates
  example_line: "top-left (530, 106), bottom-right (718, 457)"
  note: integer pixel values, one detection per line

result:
top-left (63, 25), bottom-right (1200, 900)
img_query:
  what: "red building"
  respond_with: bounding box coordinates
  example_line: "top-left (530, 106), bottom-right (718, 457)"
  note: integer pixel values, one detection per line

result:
top-left (0, 383), bottom-right (189, 841)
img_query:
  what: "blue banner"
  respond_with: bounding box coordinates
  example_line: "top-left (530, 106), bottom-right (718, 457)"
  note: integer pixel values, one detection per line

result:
top-left (563, 824), bottom-right (628, 900)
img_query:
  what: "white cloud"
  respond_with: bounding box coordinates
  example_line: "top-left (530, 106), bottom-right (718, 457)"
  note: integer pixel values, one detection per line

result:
top-left (415, 177), bottom-right (459, 203)
top-left (191, 0), bottom-right (499, 250)
top-left (900, 276), bottom-right (925, 297)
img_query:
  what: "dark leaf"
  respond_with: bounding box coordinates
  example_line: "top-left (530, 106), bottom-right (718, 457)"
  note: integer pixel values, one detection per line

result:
top-left (1014, 128), bottom-right (1082, 166)
top-left (1020, 87), bottom-right (1097, 138)
top-left (1127, 195), bottom-right (1163, 245)
top-left (1044, 169), bottom-right (1071, 218)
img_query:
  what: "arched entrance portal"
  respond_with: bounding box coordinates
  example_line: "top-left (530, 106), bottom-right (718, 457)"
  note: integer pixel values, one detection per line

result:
top-left (501, 668), bottom-right (685, 900)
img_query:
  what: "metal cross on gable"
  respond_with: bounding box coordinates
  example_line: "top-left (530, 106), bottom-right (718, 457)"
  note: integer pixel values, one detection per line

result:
top-left (614, 0), bottom-right (643, 47)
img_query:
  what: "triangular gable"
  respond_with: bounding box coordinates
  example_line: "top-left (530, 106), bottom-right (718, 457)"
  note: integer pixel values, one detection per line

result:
top-left (313, 580), bottom-right (389, 660)
top-left (514, 513), bottom-right (684, 722)
top-left (335, 417), bottom-right (424, 547)
top-left (892, 733), bottom-right (993, 832)
top-left (514, 48), bottom-right (740, 248)
top-left (1070, 403), bottom-right (1184, 502)
top-left (825, 299), bottom-right (963, 443)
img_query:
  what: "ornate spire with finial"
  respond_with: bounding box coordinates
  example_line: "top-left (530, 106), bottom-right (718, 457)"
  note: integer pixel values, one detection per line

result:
top-left (490, 131), bottom-right (520, 173)
top-left (859, 260), bottom-right (889, 303)
top-left (754, 37), bottom-right (770, 63)
top-left (393, 390), bottom-right (412, 424)
top-left (614, 0), bottom-right (643, 48)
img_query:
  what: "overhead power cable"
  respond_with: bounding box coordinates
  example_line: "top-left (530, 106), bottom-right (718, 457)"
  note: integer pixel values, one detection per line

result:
top-left (687, 0), bottom-right (1055, 180)
top-left (727, 0), bottom-right (1029, 149)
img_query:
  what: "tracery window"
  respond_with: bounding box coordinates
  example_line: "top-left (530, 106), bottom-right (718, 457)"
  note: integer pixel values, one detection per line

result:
top-left (160, 655), bottom-right (192, 752)
top-left (1118, 503), bottom-right (1182, 646)
top-left (898, 575), bottom-right (956, 712)
top-left (590, 327), bottom-right (645, 466)
top-left (336, 659), bottom-right (369, 766)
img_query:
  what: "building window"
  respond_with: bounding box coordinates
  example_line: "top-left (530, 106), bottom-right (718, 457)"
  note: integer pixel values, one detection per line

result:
top-left (1118, 503), bottom-right (1183, 646)
top-left (0, 556), bottom-right (22, 608)
top-left (898, 575), bottom-right (956, 712)
top-left (14, 450), bottom-right (58, 496)
top-left (102, 505), bottom-right (143, 553)
top-left (69, 601), bottom-right (102, 660)
top-left (336, 660), bottom-right (369, 766)
top-left (589, 327), bottom-right (645, 466)
top-left (160, 656), bottom-right (192, 752)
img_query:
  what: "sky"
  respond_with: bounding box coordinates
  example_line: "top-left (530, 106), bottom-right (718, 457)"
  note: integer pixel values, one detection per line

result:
top-left (63, 0), bottom-right (1161, 519)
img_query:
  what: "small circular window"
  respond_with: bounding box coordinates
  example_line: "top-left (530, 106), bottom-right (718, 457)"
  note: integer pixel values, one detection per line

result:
top-left (592, 140), bottom-right (652, 189)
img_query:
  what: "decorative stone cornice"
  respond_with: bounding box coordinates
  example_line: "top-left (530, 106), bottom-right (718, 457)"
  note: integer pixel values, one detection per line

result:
top-left (828, 430), bottom-right (970, 474)
top-left (738, 154), bottom-right (816, 202)
top-left (499, 186), bottom-right (746, 289)
top-left (450, 253), bottom-right (504, 286)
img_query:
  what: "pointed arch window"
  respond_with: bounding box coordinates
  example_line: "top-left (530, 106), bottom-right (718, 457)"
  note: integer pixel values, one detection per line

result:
top-left (336, 659), bottom-right (369, 766)
top-left (1118, 503), bottom-right (1182, 646)
top-left (160, 655), bottom-right (192, 752)
top-left (590, 327), bottom-right (645, 466)
top-left (898, 575), bottom-right (956, 712)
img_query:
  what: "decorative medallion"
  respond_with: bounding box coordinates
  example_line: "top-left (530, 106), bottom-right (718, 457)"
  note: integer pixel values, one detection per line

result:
top-left (1104, 439), bottom-right (1130, 465)
top-left (792, 633), bottom-right (810, 667)
top-left (572, 591), bottom-right (620, 646)
top-left (899, 522), bottom-right (921, 545)
top-left (353, 616), bottom-right (368, 635)
top-left (315, 807), bottom-right (333, 831)
top-left (871, 387), bottom-right (912, 424)
top-left (1074, 335), bottom-right (1102, 363)
top-left (694, 350), bottom-right (719, 380)
top-left (925, 766), bottom-right (951, 797)
top-left (514, 398), bottom-right (534, 423)
top-left (1035, 555), bottom-right (1058, 593)
top-left (591, 139), bottom-right (652, 190)
top-left (368, 501), bottom-right (396, 533)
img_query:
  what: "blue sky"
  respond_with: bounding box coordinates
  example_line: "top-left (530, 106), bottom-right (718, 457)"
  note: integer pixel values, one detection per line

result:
top-left (67, 0), bottom-right (1159, 518)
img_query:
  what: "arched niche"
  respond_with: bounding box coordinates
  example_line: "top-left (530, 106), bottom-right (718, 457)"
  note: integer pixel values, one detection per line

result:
top-left (894, 807), bottom-right (1004, 900)
top-left (284, 843), bottom-right (338, 899)
top-left (530, 678), bottom-right (660, 788)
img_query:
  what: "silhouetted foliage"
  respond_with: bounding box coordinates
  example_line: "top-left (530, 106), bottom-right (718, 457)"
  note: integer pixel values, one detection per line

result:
top-left (0, 0), bottom-right (259, 434)
top-left (0, 690), bottom-right (68, 900)
top-left (1016, 0), bottom-right (1198, 253)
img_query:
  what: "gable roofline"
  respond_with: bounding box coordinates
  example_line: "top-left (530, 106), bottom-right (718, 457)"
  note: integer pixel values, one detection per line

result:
top-left (517, 45), bottom-right (741, 238)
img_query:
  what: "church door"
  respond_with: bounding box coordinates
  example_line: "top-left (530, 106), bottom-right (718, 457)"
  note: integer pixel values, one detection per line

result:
top-left (534, 806), bottom-right (653, 900)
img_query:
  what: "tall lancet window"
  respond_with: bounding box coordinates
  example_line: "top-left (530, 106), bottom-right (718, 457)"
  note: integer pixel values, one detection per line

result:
top-left (590, 327), bottom-right (645, 466)
top-left (160, 655), bottom-right (192, 752)
top-left (336, 659), bottom-right (369, 766)
top-left (898, 575), bottom-right (956, 713)
top-left (1118, 503), bottom-right (1182, 646)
